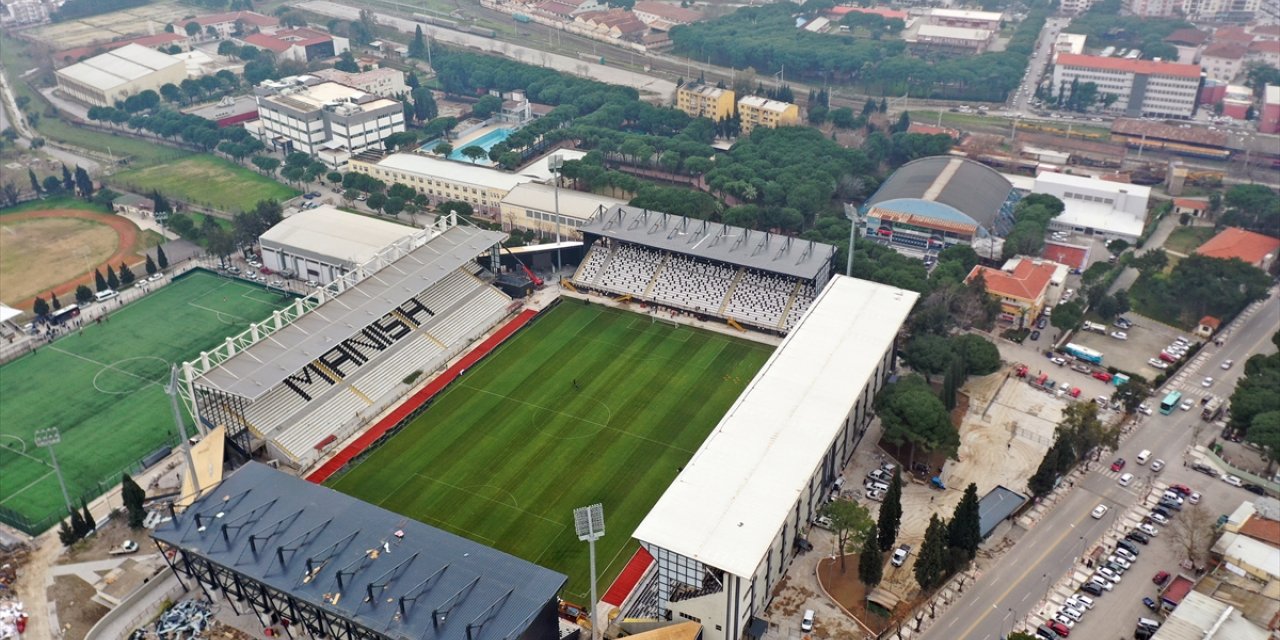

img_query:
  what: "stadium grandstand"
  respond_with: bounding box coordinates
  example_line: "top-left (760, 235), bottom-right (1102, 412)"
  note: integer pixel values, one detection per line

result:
top-left (572, 206), bottom-right (836, 333)
top-left (860, 155), bottom-right (1020, 258)
top-left (180, 214), bottom-right (513, 469)
top-left (151, 462), bottom-right (566, 640)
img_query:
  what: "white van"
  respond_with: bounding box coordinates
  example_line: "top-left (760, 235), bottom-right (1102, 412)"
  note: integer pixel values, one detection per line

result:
top-left (1136, 450), bottom-right (1152, 465)
top-left (801, 610), bottom-right (814, 632)
top-left (95, 289), bottom-right (119, 302)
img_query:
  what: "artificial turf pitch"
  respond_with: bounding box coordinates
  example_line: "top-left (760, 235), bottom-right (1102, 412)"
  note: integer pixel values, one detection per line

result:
top-left (329, 303), bottom-right (773, 599)
top-left (0, 271), bottom-right (291, 532)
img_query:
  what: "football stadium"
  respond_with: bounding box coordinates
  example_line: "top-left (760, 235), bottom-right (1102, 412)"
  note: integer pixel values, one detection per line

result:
top-left (156, 207), bottom-right (917, 640)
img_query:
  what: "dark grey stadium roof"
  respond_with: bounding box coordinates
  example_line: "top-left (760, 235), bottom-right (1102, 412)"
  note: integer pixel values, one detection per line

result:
top-left (194, 225), bottom-right (505, 400)
top-left (578, 206), bottom-right (836, 280)
top-left (864, 156), bottom-right (1015, 232)
top-left (978, 485), bottom-right (1028, 539)
top-left (152, 463), bottom-right (566, 640)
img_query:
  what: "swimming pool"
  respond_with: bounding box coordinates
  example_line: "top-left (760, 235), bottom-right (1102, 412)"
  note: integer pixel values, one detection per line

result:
top-left (448, 127), bottom-right (513, 164)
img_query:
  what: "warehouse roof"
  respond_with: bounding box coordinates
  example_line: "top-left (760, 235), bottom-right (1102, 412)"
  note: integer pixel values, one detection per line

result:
top-left (633, 276), bottom-right (918, 578)
top-left (152, 462), bottom-right (565, 640)
top-left (375, 154), bottom-right (533, 192)
top-left (916, 24), bottom-right (992, 42)
top-left (56, 44), bottom-right (183, 91)
top-left (579, 206), bottom-right (836, 280)
top-left (864, 156), bottom-right (1015, 234)
top-left (500, 183), bottom-right (626, 221)
top-left (977, 486), bottom-right (1028, 538)
top-left (194, 225), bottom-right (505, 399)
top-left (259, 206), bottom-right (419, 266)
top-left (1151, 591), bottom-right (1269, 640)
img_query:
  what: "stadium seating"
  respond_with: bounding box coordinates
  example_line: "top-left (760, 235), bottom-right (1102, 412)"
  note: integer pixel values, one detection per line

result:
top-left (647, 253), bottom-right (734, 315)
top-left (574, 244), bottom-right (611, 285)
top-left (597, 244), bottom-right (663, 296)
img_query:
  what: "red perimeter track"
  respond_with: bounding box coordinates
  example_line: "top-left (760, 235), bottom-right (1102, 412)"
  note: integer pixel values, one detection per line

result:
top-left (306, 308), bottom-right (539, 484)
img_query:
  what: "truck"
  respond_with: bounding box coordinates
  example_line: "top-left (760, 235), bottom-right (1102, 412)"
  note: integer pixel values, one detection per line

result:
top-left (1202, 397), bottom-right (1224, 421)
top-left (513, 13), bottom-right (531, 23)
top-left (1083, 321), bottom-right (1108, 334)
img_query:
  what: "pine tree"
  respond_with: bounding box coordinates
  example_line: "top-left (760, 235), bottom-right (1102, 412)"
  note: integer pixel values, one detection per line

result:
top-left (895, 111), bottom-right (911, 134)
top-left (145, 254), bottom-right (157, 275)
top-left (74, 166), bottom-right (94, 199)
top-left (28, 168), bottom-right (40, 195)
top-left (879, 97), bottom-right (887, 112)
top-left (914, 514), bottom-right (948, 591)
top-left (94, 268), bottom-right (108, 292)
top-left (69, 506), bottom-right (88, 539)
top-left (50, 293), bottom-right (61, 310)
top-left (877, 468), bottom-right (903, 551)
top-left (857, 523), bottom-right (882, 589)
top-left (409, 25), bottom-right (427, 58)
top-left (122, 474), bottom-right (147, 528)
top-left (948, 483), bottom-right (982, 563)
top-left (33, 296), bottom-right (50, 317)
top-left (119, 262), bottom-right (135, 285)
top-left (106, 265), bottom-right (120, 289)
top-left (81, 498), bottom-right (96, 533)
top-left (57, 517), bottom-right (78, 546)
top-left (61, 164), bottom-right (74, 192)
top-left (156, 245), bottom-right (169, 269)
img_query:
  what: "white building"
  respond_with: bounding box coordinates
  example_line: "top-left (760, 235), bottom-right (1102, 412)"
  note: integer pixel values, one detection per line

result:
top-left (54, 44), bottom-right (187, 108)
top-left (1034, 172), bottom-right (1151, 243)
top-left (312, 67), bottom-right (407, 98)
top-left (351, 153), bottom-right (533, 215)
top-left (1180, 0), bottom-right (1261, 21)
top-left (1052, 54), bottom-right (1202, 119)
top-left (632, 276), bottom-right (919, 640)
top-left (926, 8), bottom-right (1004, 30)
top-left (193, 10), bottom-right (279, 39)
top-left (1054, 33), bottom-right (1088, 57)
top-left (251, 76), bottom-right (405, 167)
top-left (498, 182), bottom-right (626, 238)
top-left (1125, 0), bottom-right (1180, 16)
top-left (1061, 0), bottom-right (1096, 14)
top-left (909, 24), bottom-right (995, 54)
top-left (1201, 43), bottom-right (1249, 83)
top-left (258, 205), bottom-right (418, 283)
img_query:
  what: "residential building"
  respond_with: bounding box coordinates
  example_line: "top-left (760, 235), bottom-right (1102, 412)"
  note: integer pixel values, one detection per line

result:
top-left (1261, 85), bottom-right (1280, 134)
top-left (54, 44), bottom-right (187, 108)
top-left (908, 24), bottom-right (996, 54)
top-left (1173, 197), bottom-right (1210, 218)
top-left (1125, 0), bottom-right (1179, 16)
top-left (632, 276), bottom-right (918, 640)
top-left (1247, 39), bottom-right (1280, 69)
top-left (1033, 172), bottom-right (1150, 243)
top-left (1195, 227), bottom-right (1280, 271)
top-left (193, 10), bottom-right (279, 39)
top-left (258, 205), bottom-right (418, 282)
top-left (1201, 42), bottom-right (1249, 83)
top-left (1195, 315), bottom-right (1222, 337)
top-left (251, 76), bottom-right (404, 167)
top-left (632, 1), bottom-right (703, 29)
top-left (1061, 0), bottom-right (1096, 15)
top-left (111, 194), bottom-right (155, 217)
top-left (1, 0), bottom-right (49, 25)
top-left (240, 27), bottom-right (348, 63)
top-left (926, 8), bottom-right (1004, 30)
top-left (1180, 0), bottom-right (1261, 21)
top-left (349, 152), bottom-right (535, 215)
top-left (826, 6), bottom-right (909, 21)
top-left (498, 182), bottom-right (627, 238)
top-left (675, 83), bottom-right (735, 121)
top-left (573, 9), bottom-right (647, 41)
top-left (1052, 54), bottom-right (1203, 119)
top-left (966, 258), bottom-right (1068, 325)
top-left (737, 96), bottom-right (800, 134)
top-left (312, 67), bottom-right (407, 98)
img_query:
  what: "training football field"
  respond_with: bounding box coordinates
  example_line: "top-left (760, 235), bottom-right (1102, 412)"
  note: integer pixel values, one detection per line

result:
top-left (0, 271), bottom-right (291, 533)
top-left (330, 302), bottom-right (773, 599)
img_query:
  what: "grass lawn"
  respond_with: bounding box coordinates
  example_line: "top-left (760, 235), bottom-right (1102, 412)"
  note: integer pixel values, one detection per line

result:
top-left (110, 155), bottom-right (299, 214)
top-left (1163, 226), bottom-right (1216, 255)
top-left (0, 196), bottom-right (107, 216)
top-left (0, 271), bottom-right (293, 533)
top-left (329, 303), bottom-right (772, 599)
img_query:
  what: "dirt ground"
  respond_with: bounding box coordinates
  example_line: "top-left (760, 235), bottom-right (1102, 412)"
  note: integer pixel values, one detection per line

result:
top-left (66, 516), bottom-right (140, 562)
top-left (0, 209), bottom-right (143, 309)
top-left (51, 574), bottom-right (108, 639)
top-left (0, 217), bottom-right (119, 304)
top-left (816, 555), bottom-right (899, 636)
top-left (25, 1), bottom-right (195, 49)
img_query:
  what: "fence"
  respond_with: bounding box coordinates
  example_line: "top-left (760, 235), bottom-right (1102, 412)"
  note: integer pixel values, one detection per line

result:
top-left (1199, 448), bottom-right (1280, 495)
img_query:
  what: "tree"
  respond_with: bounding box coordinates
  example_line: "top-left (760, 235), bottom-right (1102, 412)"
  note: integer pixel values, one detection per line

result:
top-left (1050, 300), bottom-right (1084, 332)
top-left (409, 25), bottom-right (427, 59)
top-left (823, 498), bottom-right (875, 572)
top-left (1247, 411), bottom-right (1280, 474)
top-left (50, 293), bottom-right (61, 310)
top-left (366, 192), bottom-right (387, 212)
top-left (69, 505), bottom-right (89, 539)
top-left (73, 166), bottom-right (93, 198)
top-left (152, 191), bottom-right (172, 215)
top-left (119, 262), bottom-right (136, 286)
top-left (251, 155), bottom-right (281, 176)
top-left (184, 21), bottom-right (201, 36)
top-left (75, 285), bottom-right (94, 305)
top-left (858, 523), bottom-right (883, 589)
top-left (1112, 378), bottom-right (1152, 415)
top-left (32, 296), bottom-right (50, 318)
top-left (145, 254), bottom-right (157, 275)
top-left (903, 334), bottom-right (955, 382)
top-left (953, 334), bottom-right (1001, 376)
top-left (334, 50), bottom-right (360, 73)
top-left (412, 87), bottom-right (438, 122)
top-left (461, 146), bottom-right (487, 164)
top-left (61, 164), bottom-right (74, 192)
top-left (94, 268), bottom-right (108, 292)
top-left (156, 245), bottom-right (168, 269)
top-left (893, 111), bottom-right (910, 134)
top-left (876, 376), bottom-right (959, 467)
top-left (471, 95), bottom-right (504, 119)
top-left (28, 168), bottom-right (40, 195)
top-left (42, 176), bottom-right (63, 194)
top-left (326, 170), bottom-right (343, 184)
top-left (57, 517), bottom-right (78, 547)
top-left (0, 182), bottom-right (16, 207)
top-left (81, 498), bottom-right (96, 533)
top-left (947, 483), bottom-right (982, 564)
top-left (878, 469), bottom-right (903, 552)
top-left (384, 196), bottom-right (405, 216)
top-left (122, 473), bottom-right (146, 528)
top-left (1165, 504), bottom-right (1217, 569)
top-left (914, 514), bottom-right (949, 591)
top-left (106, 265), bottom-right (119, 289)
top-left (433, 142), bottom-right (454, 157)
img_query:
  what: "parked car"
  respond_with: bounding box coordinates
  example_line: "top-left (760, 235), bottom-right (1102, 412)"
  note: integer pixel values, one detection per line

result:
top-left (1079, 582), bottom-right (1105, 597)
top-left (1059, 605), bottom-right (1083, 622)
top-left (1147, 512), bottom-right (1169, 525)
top-left (1143, 597), bottom-right (1158, 611)
top-left (1138, 403), bottom-right (1153, 415)
top-left (1114, 547), bottom-right (1137, 563)
top-left (1093, 371), bottom-right (1113, 383)
top-left (1147, 358), bottom-right (1169, 370)
top-left (1118, 473), bottom-right (1134, 487)
top-left (1051, 616), bottom-right (1075, 633)
top-left (1188, 492), bottom-right (1201, 504)
top-left (1180, 400), bottom-right (1194, 411)
top-left (1108, 555), bottom-right (1131, 570)
top-left (1138, 523), bottom-right (1159, 537)
top-left (867, 469), bottom-right (891, 483)
top-left (1192, 463), bottom-right (1219, 477)
top-left (1067, 594), bottom-right (1094, 610)
top-left (1110, 331), bottom-right (1128, 340)
top-left (891, 544), bottom-right (911, 567)
top-left (1097, 566), bottom-right (1123, 583)
top-left (1030, 330), bottom-right (1041, 341)
top-left (1116, 539), bottom-right (1140, 556)
top-left (1037, 318), bottom-right (1048, 329)
top-left (1126, 531), bottom-right (1150, 545)
top-left (1243, 483), bottom-right (1266, 496)
top-left (1152, 571), bottom-right (1170, 586)
top-left (1221, 359), bottom-right (1234, 369)
top-left (1202, 377), bottom-right (1214, 387)
top-left (1222, 474), bottom-right (1243, 487)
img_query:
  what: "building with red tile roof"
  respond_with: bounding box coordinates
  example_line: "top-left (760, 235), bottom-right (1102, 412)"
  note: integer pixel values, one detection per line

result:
top-left (1202, 42), bottom-right (1250, 82)
top-left (195, 11), bottom-right (279, 39)
top-left (1052, 54), bottom-right (1202, 118)
top-left (1238, 514), bottom-right (1280, 546)
top-left (966, 258), bottom-right (1067, 324)
top-left (1173, 197), bottom-right (1210, 218)
top-left (1195, 227), bottom-right (1280, 270)
top-left (826, 5), bottom-right (909, 20)
top-left (1165, 28), bottom-right (1211, 46)
top-left (240, 28), bottom-right (347, 63)
top-left (632, 1), bottom-right (703, 26)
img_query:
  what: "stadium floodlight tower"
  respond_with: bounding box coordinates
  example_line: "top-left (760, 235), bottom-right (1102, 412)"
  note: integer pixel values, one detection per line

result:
top-left (549, 154), bottom-right (564, 279)
top-left (574, 503), bottom-right (605, 640)
top-left (34, 427), bottom-right (73, 515)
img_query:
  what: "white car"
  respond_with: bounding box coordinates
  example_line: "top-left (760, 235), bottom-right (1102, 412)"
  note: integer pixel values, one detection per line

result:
top-left (1222, 475), bottom-right (1243, 487)
top-left (1118, 473), bottom-right (1134, 487)
top-left (1162, 491), bottom-right (1184, 504)
top-left (1147, 512), bottom-right (1169, 525)
top-left (1089, 575), bottom-right (1114, 591)
top-left (1068, 594), bottom-right (1095, 610)
top-left (1189, 492), bottom-right (1201, 504)
top-left (1138, 404), bottom-right (1153, 415)
top-left (1091, 504), bottom-right (1109, 519)
top-left (1097, 566), bottom-right (1123, 583)
top-left (1147, 359), bottom-right (1169, 370)
top-left (814, 516), bottom-right (833, 529)
top-left (867, 469), bottom-right (892, 483)
top-left (1053, 614), bottom-right (1076, 629)
top-left (1051, 356), bottom-right (1067, 366)
top-left (1181, 400), bottom-right (1194, 411)
top-left (1107, 555), bottom-right (1131, 570)
top-left (891, 544), bottom-right (911, 567)
top-left (1202, 377), bottom-right (1214, 387)
top-left (1059, 606), bottom-right (1084, 622)
top-left (147, 273), bottom-right (163, 282)
top-left (1150, 459), bottom-right (1165, 472)
top-left (1221, 360), bottom-right (1234, 369)
top-left (865, 480), bottom-right (889, 493)
top-left (1138, 523), bottom-right (1159, 537)
top-left (865, 488), bottom-right (886, 502)
top-left (1111, 331), bottom-right (1128, 340)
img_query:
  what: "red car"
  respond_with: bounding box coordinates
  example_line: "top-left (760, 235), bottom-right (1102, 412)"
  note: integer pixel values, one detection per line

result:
top-left (1111, 458), bottom-right (1126, 472)
top-left (1169, 484), bottom-right (1193, 496)
top-left (1070, 387), bottom-right (1082, 398)
top-left (1159, 352), bottom-right (1178, 363)
top-left (1153, 570), bottom-right (1170, 586)
top-left (1092, 371), bottom-right (1113, 382)
top-left (1047, 619), bottom-right (1071, 637)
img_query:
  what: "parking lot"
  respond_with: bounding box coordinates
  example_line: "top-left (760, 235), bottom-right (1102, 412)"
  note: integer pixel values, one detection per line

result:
top-left (1071, 313), bottom-right (1186, 379)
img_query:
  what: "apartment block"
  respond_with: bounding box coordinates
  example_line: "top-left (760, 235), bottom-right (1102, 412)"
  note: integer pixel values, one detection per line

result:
top-left (1052, 54), bottom-right (1202, 119)
top-left (675, 83), bottom-right (735, 121)
top-left (737, 96), bottom-right (800, 134)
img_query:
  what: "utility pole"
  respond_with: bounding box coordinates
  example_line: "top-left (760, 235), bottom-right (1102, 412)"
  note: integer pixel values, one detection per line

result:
top-left (168, 365), bottom-right (201, 498)
top-left (550, 154), bottom-right (563, 278)
top-left (35, 428), bottom-right (74, 515)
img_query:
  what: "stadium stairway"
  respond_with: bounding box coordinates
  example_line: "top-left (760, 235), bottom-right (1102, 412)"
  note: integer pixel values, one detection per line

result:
top-left (718, 269), bottom-right (744, 316)
top-left (641, 254), bottom-right (669, 299)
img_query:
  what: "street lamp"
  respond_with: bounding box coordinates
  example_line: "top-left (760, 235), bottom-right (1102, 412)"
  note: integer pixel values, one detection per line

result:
top-left (549, 154), bottom-right (563, 280)
top-left (35, 427), bottom-right (74, 514)
top-left (574, 503), bottom-right (605, 640)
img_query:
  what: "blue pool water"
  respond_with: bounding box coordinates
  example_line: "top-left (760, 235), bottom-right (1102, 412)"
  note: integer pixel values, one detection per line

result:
top-left (447, 127), bottom-right (513, 164)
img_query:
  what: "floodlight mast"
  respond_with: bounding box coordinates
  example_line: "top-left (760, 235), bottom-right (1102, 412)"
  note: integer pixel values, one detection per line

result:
top-left (35, 427), bottom-right (73, 514)
top-left (574, 503), bottom-right (605, 640)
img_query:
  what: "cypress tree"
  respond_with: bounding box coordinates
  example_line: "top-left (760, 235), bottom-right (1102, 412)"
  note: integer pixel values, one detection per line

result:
top-left (119, 262), bottom-right (135, 285)
top-left (948, 483), bottom-right (982, 562)
top-left (106, 265), bottom-right (120, 289)
top-left (122, 473), bottom-right (146, 529)
top-left (858, 523), bottom-right (882, 589)
top-left (156, 245), bottom-right (169, 269)
top-left (81, 498), bottom-right (97, 533)
top-left (94, 268), bottom-right (108, 292)
top-left (28, 168), bottom-right (40, 195)
top-left (58, 517), bottom-right (78, 546)
top-left (877, 468), bottom-right (903, 551)
top-left (61, 163), bottom-right (74, 191)
top-left (50, 293), bottom-right (61, 310)
top-left (69, 506), bottom-right (88, 539)
top-left (914, 514), bottom-right (948, 591)
top-left (145, 254), bottom-right (157, 275)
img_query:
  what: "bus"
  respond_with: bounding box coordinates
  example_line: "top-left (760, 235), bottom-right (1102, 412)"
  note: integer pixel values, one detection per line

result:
top-left (49, 304), bottom-right (80, 325)
top-left (1160, 390), bottom-right (1183, 415)
top-left (1064, 343), bottom-right (1103, 365)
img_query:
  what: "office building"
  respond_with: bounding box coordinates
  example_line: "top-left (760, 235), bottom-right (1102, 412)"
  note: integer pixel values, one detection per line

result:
top-left (252, 75), bottom-right (404, 166)
top-left (1052, 54), bottom-right (1202, 119)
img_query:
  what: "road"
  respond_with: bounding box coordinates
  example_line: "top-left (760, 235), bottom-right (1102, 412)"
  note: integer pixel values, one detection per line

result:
top-left (921, 289), bottom-right (1279, 640)
top-left (1008, 16), bottom-right (1071, 115)
top-left (0, 60), bottom-right (104, 174)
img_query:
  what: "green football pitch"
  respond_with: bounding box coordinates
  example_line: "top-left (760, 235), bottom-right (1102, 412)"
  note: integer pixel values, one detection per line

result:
top-left (329, 303), bottom-right (773, 600)
top-left (0, 271), bottom-right (292, 533)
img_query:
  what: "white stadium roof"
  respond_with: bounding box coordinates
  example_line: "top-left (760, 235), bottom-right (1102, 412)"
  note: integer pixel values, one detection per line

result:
top-left (260, 205), bottom-right (419, 266)
top-left (633, 276), bottom-right (919, 578)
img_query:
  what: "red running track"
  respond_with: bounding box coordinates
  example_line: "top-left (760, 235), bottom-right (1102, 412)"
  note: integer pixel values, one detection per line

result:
top-left (306, 308), bottom-right (540, 484)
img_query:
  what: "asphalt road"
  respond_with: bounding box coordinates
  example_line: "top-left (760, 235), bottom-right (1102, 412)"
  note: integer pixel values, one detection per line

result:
top-left (921, 288), bottom-right (1279, 640)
